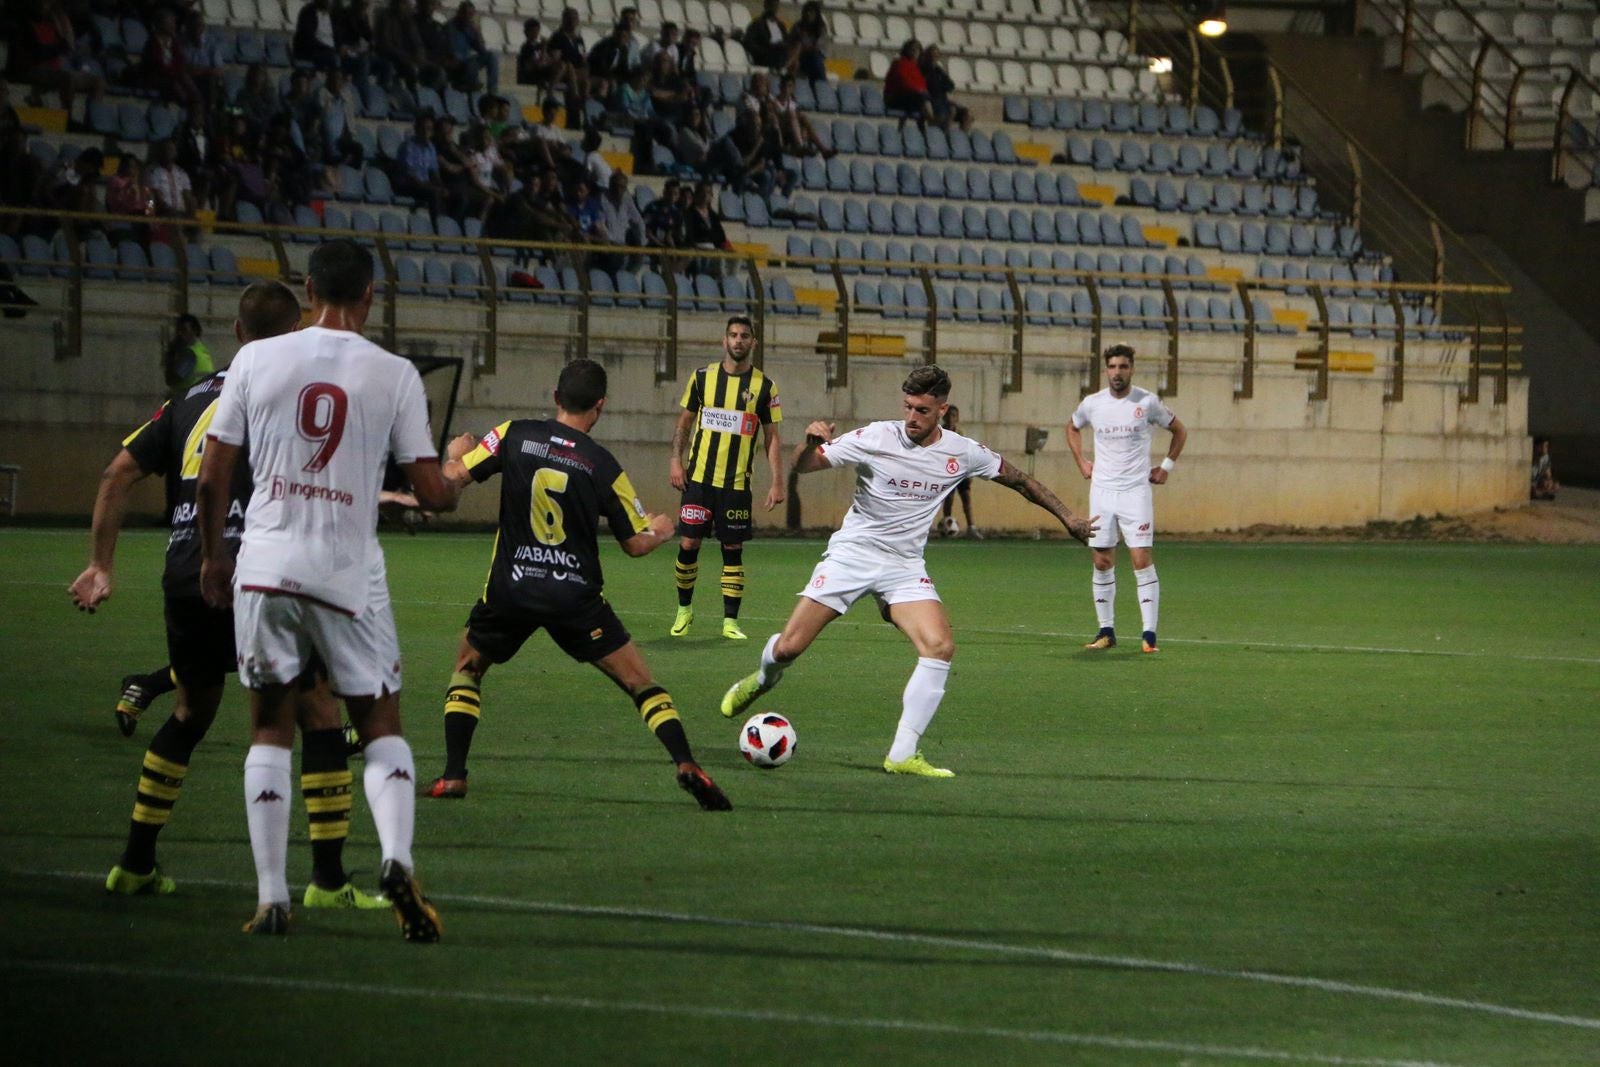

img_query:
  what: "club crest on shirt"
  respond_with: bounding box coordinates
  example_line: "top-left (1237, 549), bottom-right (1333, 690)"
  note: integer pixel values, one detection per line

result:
top-left (1134, 406), bottom-right (1144, 418)
top-left (945, 457), bottom-right (960, 475)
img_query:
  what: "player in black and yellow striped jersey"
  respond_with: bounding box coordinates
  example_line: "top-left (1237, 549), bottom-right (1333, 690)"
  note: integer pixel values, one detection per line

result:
top-left (68, 281), bottom-right (386, 913)
top-left (425, 358), bottom-right (731, 811)
top-left (668, 316), bottom-right (784, 640)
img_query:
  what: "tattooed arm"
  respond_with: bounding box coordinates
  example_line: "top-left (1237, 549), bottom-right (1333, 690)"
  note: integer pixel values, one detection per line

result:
top-left (991, 458), bottom-right (1098, 544)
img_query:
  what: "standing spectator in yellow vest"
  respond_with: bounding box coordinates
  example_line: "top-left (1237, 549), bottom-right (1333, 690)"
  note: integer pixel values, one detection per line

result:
top-left (668, 316), bottom-right (784, 639)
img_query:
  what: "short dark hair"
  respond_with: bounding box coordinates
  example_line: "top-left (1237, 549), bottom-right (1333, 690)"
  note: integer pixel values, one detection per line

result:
top-left (726, 315), bottom-right (753, 333)
top-left (555, 358), bottom-right (607, 413)
top-left (237, 280), bottom-right (301, 342)
top-left (175, 313), bottom-right (201, 334)
top-left (902, 364), bottom-right (951, 399)
top-left (1103, 343), bottom-right (1135, 363)
top-left (307, 239), bottom-right (373, 306)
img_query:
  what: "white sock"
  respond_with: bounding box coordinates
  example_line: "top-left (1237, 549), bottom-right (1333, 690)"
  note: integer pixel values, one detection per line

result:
top-left (756, 632), bottom-right (789, 689)
top-left (1092, 567), bottom-right (1117, 630)
top-left (1135, 564), bottom-right (1160, 636)
top-left (243, 745), bottom-right (293, 906)
top-left (363, 736), bottom-right (416, 872)
top-left (887, 657), bottom-right (950, 762)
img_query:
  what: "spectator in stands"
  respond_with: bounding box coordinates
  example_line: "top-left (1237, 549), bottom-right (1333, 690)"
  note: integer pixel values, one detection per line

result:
top-left (773, 73), bottom-right (832, 158)
top-left (545, 8), bottom-right (590, 128)
top-left (162, 314), bottom-right (214, 396)
top-left (524, 167), bottom-right (578, 242)
top-left (739, 71), bottom-right (770, 122)
top-left (599, 170), bottom-right (644, 259)
top-left (919, 44), bottom-right (969, 132)
top-left (529, 99), bottom-right (572, 171)
top-left (236, 63), bottom-right (280, 134)
top-left (147, 139), bottom-right (196, 219)
top-left (613, 66), bottom-right (673, 172)
top-left (295, 0), bottom-right (341, 72)
top-left (1531, 438), bottom-right (1559, 501)
top-left (318, 69), bottom-right (364, 167)
top-left (376, 0), bottom-right (430, 90)
top-left (143, 10), bottom-right (200, 110)
top-left (393, 114), bottom-right (446, 217)
top-left (0, 126), bottom-right (43, 236)
top-left (646, 46), bottom-right (691, 119)
top-left (104, 155), bottom-right (155, 240)
top-left (447, 3), bottom-right (498, 93)
top-left (218, 113), bottom-right (278, 223)
top-left (20, 0), bottom-right (105, 114)
top-left (883, 39), bottom-right (934, 129)
top-left (672, 106), bottom-right (710, 174)
top-left (785, 1), bottom-right (828, 82)
top-left (261, 111), bottom-right (314, 208)
top-left (743, 0), bottom-right (789, 70)
top-left (641, 21), bottom-right (679, 74)
top-left (708, 104), bottom-right (773, 194)
top-left (643, 177), bottom-right (681, 249)
top-left (416, 0), bottom-right (467, 89)
top-left (567, 174), bottom-right (604, 241)
top-left (47, 144), bottom-right (101, 213)
top-left (682, 179), bottom-right (731, 276)
top-left (679, 28), bottom-right (703, 84)
top-left (460, 123), bottom-right (507, 222)
top-left (282, 69), bottom-right (324, 160)
top-left (432, 114), bottom-right (484, 217)
top-left (580, 127), bottom-right (612, 189)
top-left (181, 11), bottom-right (226, 113)
top-left (336, 0), bottom-right (381, 86)
top-left (587, 19), bottom-right (635, 109)
top-left (517, 18), bottom-right (560, 91)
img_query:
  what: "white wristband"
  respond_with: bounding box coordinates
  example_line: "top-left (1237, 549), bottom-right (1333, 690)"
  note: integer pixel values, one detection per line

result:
top-left (1160, 457), bottom-right (1176, 473)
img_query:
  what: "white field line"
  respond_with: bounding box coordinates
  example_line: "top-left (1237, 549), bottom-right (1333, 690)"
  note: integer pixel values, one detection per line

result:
top-left (1, 958), bottom-right (1465, 1067)
top-left (9, 868), bottom-right (1599, 1035)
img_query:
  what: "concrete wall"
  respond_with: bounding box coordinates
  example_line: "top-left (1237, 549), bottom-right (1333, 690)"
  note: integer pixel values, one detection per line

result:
top-left (0, 288), bottom-right (1528, 532)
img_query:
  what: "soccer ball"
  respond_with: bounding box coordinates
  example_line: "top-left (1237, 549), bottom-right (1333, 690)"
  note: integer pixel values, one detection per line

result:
top-left (739, 713), bottom-right (797, 769)
top-left (941, 516), bottom-right (960, 537)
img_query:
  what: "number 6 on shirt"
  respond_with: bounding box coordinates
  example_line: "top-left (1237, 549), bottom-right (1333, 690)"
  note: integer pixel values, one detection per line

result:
top-left (297, 382), bottom-right (348, 473)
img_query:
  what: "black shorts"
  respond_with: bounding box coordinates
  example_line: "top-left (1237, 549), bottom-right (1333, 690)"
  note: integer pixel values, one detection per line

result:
top-left (465, 594), bottom-right (631, 665)
top-left (676, 482), bottom-right (754, 543)
top-left (165, 595), bottom-right (238, 688)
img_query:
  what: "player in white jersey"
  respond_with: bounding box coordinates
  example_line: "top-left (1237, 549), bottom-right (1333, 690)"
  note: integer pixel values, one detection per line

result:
top-left (720, 365), bottom-right (1097, 777)
top-left (1066, 344), bottom-right (1188, 654)
top-left (198, 239), bottom-right (470, 941)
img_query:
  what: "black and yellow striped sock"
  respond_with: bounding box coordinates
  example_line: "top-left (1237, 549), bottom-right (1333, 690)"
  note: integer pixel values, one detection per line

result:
top-left (635, 685), bottom-right (692, 764)
top-left (442, 670), bottom-right (481, 780)
top-left (674, 547), bottom-right (700, 607)
top-left (120, 714), bottom-right (206, 873)
top-left (720, 545), bottom-right (745, 620)
top-left (301, 727), bottom-right (353, 889)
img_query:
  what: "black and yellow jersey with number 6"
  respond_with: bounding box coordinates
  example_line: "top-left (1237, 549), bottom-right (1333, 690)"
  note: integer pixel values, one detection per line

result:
top-left (121, 372), bottom-right (254, 599)
top-left (461, 418), bottom-right (651, 611)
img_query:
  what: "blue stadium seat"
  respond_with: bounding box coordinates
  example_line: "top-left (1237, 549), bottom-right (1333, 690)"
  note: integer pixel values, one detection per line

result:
top-left (1055, 98), bottom-right (1083, 130)
top-left (885, 239), bottom-right (911, 276)
top-left (1174, 144), bottom-right (1202, 176)
top-left (860, 238), bottom-right (885, 273)
top-left (1268, 185), bottom-right (1295, 218)
top-left (149, 241), bottom-right (178, 283)
top-left (861, 85), bottom-right (886, 118)
top-left (1288, 223), bottom-right (1313, 256)
top-left (1181, 180), bottom-right (1209, 214)
top-left (866, 200), bottom-right (892, 235)
top-left (1219, 220), bottom-right (1243, 253)
top-left (849, 159), bottom-right (873, 194)
top-left (925, 125), bottom-right (950, 161)
top-left (879, 126), bottom-right (903, 157)
top-left (1201, 144), bottom-right (1230, 178)
top-left (1028, 98), bottom-right (1052, 129)
top-left (990, 169), bottom-right (1013, 202)
top-left (837, 82), bottom-right (862, 115)
top-left (1065, 135), bottom-right (1092, 166)
top-left (854, 121), bottom-right (879, 155)
top-left (818, 196), bottom-right (844, 231)
top-left (962, 206), bottom-right (987, 240)
top-left (938, 205), bottom-right (962, 239)
top-left (1107, 101), bottom-right (1136, 133)
top-left (1194, 106), bottom-right (1221, 137)
top-left (958, 245), bottom-right (983, 281)
top-left (914, 203), bottom-right (939, 237)
top-left (825, 156), bottom-right (850, 192)
top-left (977, 285), bottom-right (1006, 322)
top-left (350, 209), bottom-right (379, 244)
top-left (1183, 293), bottom-right (1210, 331)
top-left (1081, 99), bottom-right (1109, 131)
top-left (1147, 142), bottom-right (1176, 174)
top-left (379, 211), bottom-right (408, 245)
top-left (786, 233), bottom-right (809, 261)
top-left (806, 234), bottom-right (833, 268)
top-left (1164, 104), bottom-right (1191, 137)
top-left (1136, 103), bottom-right (1163, 134)
top-left (1077, 210), bottom-right (1102, 245)
top-left (1283, 260), bottom-right (1307, 295)
top-left (801, 155), bottom-right (826, 191)
top-left (952, 285), bottom-right (979, 321)
top-left (114, 239), bottom-right (148, 281)
top-left (986, 207), bottom-right (1010, 241)
top-left (1116, 141), bottom-right (1145, 173)
top-left (911, 242), bottom-right (935, 271)
top-left (1031, 208), bottom-right (1056, 243)
top-left (971, 131), bottom-right (996, 164)
top-left (1053, 209), bottom-right (1079, 244)
top-left (745, 192), bottom-right (771, 228)
top-left (1232, 144), bottom-right (1261, 178)
top-left (1212, 183), bottom-right (1239, 215)
top-left (1193, 217), bottom-right (1218, 248)
top-left (897, 163), bottom-right (921, 197)
top-left (890, 202), bottom-right (916, 237)
top-left (872, 161), bottom-right (896, 195)
top-left (968, 169), bottom-right (992, 202)
top-left (902, 125), bottom-right (927, 159)
top-left (210, 246), bottom-right (243, 287)
top-left (834, 236), bottom-right (860, 273)
top-left (1091, 137), bottom-right (1115, 170)
top-left (934, 244), bottom-right (959, 279)
top-left (235, 201), bottom-right (265, 226)
top-left (944, 166), bottom-right (969, 200)
top-left (1241, 222), bottom-right (1266, 254)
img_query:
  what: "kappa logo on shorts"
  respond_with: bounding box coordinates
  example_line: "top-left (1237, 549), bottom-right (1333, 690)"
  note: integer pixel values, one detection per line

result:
top-left (1138, 522), bottom-right (1151, 532)
top-left (590, 628), bottom-right (604, 640)
top-left (919, 577), bottom-right (933, 585)
top-left (946, 457), bottom-right (960, 475)
top-left (681, 504), bottom-right (711, 523)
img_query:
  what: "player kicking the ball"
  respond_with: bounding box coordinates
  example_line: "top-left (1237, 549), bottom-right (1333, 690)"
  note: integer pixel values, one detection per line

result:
top-left (720, 365), bottom-right (1097, 777)
top-left (1065, 344), bottom-right (1187, 654)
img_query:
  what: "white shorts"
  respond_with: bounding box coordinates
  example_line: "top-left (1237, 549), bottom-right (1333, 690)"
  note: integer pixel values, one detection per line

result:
top-left (233, 588), bottom-right (402, 697)
top-left (1088, 485), bottom-right (1156, 549)
top-left (799, 547), bottom-right (941, 616)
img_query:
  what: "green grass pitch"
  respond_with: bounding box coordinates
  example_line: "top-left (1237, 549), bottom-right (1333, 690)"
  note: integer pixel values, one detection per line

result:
top-left (1, 528), bottom-right (1597, 1064)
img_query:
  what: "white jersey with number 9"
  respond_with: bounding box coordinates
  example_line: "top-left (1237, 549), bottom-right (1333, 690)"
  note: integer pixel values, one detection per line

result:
top-left (208, 326), bottom-right (437, 615)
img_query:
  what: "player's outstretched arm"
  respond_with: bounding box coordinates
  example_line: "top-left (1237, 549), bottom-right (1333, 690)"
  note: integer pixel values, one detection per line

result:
top-left (792, 420), bottom-right (835, 475)
top-left (407, 434), bottom-right (475, 512)
top-left (668, 408), bottom-right (694, 491)
top-left (621, 513), bottom-right (676, 557)
top-left (69, 449), bottom-right (148, 612)
top-left (197, 436), bottom-right (243, 608)
top-left (992, 459), bottom-right (1098, 544)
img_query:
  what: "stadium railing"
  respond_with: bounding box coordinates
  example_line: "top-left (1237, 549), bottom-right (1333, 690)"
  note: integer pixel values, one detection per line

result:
top-left (0, 204), bottom-right (1515, 407)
